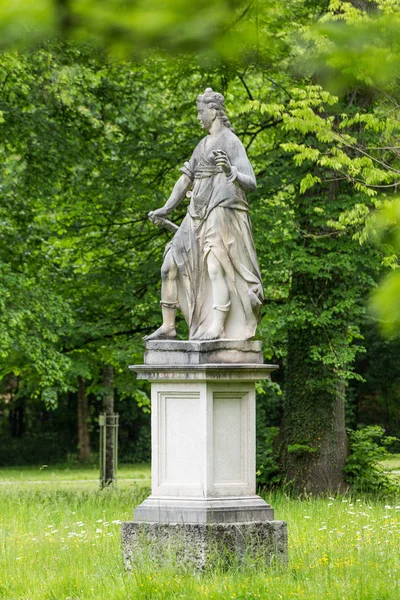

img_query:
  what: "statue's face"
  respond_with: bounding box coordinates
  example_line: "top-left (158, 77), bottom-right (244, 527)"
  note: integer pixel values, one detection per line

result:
top-left (197, 102), bottom-right (215, 131)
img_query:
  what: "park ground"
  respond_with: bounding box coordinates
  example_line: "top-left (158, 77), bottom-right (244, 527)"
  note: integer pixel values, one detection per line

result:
top-left (1, 462), bottom-right (399, 600)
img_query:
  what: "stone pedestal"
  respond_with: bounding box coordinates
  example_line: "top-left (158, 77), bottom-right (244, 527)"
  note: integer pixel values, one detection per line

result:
top-left (122, 340), bottom-right (288, 570)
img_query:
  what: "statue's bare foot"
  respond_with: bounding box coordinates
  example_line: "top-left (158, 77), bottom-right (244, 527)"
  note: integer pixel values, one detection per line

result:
top-left (200, 324), bottom-right (225, 340)
top-left (143, 325), bottom-right (176, 341)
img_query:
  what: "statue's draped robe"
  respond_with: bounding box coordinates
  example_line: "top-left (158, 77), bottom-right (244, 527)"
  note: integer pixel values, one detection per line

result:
top-left (166, 127), bottom-right (263, 340)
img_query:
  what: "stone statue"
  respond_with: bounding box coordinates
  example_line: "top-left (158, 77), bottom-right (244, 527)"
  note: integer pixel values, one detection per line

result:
top-left (146, 88), bottom-right (263, 341)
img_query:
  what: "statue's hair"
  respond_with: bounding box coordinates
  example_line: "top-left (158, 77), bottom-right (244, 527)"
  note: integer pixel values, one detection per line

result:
top-left (197, 87), bottom-right (234, 130)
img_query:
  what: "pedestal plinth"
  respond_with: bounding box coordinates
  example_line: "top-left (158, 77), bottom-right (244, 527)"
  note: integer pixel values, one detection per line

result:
top-left (122, 340), bottom-right (288, 570)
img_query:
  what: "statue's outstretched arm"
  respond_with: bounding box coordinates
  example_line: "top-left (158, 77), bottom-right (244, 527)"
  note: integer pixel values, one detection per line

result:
top-left (149, 173), bottom-right (192, 219)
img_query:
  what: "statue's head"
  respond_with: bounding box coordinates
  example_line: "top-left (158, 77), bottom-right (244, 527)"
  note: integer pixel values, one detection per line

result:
top-left (196, 88), bottom-right (233, 131)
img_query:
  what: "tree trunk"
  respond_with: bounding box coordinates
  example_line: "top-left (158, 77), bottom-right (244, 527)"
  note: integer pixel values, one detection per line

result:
top-left (9, 402), bottom-right (25, 438)
top-left (279, 276), bottom-right (349, 494)
top-left (77, 377), bottom-right (91, 463)
top-left (102, 364), bottom-right (115, 486)
top-left (8, 375), bottom-right (25, 438)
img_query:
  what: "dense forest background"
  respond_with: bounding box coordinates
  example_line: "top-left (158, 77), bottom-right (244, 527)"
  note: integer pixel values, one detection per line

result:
top-left (1, 0), bottom-right (400, 492)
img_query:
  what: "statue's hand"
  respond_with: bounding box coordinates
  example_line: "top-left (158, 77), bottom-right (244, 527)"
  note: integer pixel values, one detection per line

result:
top-left (149, 207), bottom-right (168, 223)
top-left (213, 149), bottom-right (232, 177)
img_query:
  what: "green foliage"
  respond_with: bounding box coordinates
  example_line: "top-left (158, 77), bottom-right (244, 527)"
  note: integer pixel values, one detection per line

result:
top-left (0, 0), bottom-right (296, 63)
top-left (291, 0), bottom-right (400, 342)
top-left (255, 379), bottom-right (282, 488)
top-left (345, 426), bottom-right (399, 494)
top-left (349, 324), bottom-right (400, 444)
top-left (313, 7), bottom-right (400, 92)
top-left (0, 46), bottom-right (219, 404)
top-left (256, 426), bottom-right (281, 488)
top-left (0, 0), bottom-right (399, 491)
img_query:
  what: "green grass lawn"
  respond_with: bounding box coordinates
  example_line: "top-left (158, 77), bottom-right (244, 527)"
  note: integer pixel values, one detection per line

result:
top-left (0, 463), bottom-right (399, 599)
top-left (0, 463), bottom-right (150, 489)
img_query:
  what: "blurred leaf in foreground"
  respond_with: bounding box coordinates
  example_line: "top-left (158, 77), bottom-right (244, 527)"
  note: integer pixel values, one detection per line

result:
top-left (369, 199), bottom-right (400, 335)
top-left (0, 0), bottom-right (54, 48)
top-left (295, 1), bottom-right (400, 94)
top-left (0, 0), bottom-right (276, 61)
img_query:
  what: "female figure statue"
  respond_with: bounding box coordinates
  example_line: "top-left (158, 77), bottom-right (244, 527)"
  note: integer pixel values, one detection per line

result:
top-left (146, 88), bottom-right (263, 341)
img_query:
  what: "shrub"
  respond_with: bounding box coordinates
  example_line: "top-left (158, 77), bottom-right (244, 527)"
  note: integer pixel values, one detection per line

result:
top-left (345, 425), bottom-right (399, 494)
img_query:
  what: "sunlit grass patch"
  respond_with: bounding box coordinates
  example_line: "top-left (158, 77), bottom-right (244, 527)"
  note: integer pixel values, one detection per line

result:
top-left (381, 454), bottom-right (400, 472)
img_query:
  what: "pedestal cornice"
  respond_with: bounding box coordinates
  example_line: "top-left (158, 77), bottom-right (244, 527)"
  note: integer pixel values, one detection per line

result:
top-left (130, 363), bottom-right (278, 382)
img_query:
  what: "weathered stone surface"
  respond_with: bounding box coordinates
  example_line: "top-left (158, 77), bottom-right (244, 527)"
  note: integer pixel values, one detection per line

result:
top-left (145, 88), bottom-right (264, 342)
top-left (131, 363), bottom-right (277, 382)
top-left (121, 520), bottom-right (288, 572)
top-left (125, 348), bottom-right (284, 567)
top-left (144, 339), bottom-right (264, 366)
top-left (124, 338), bottom-right (288, 569)
top-left (134, 495), bottom-right (274, 524)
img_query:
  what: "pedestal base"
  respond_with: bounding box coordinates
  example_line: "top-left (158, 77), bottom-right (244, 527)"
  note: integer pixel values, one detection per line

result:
top-left (123, 341), bottom-right (288, 570)
top-left (134, 495), bottom-right (274, 524)
top-left (121, 520), bottom-right (288, 572)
